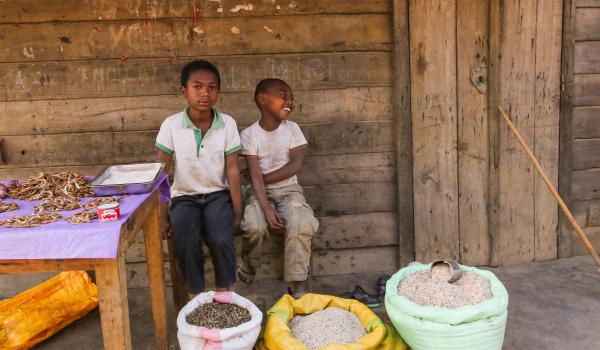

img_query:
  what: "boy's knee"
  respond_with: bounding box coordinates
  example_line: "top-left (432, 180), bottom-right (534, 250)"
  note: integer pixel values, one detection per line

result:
top-left (285, 203), bottom-right (319, 235)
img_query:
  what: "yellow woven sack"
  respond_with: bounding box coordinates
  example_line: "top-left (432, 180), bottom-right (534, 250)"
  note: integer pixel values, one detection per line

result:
top-left (257, 293), bottom-right (408, 350)
top-left (0, 271), bottom-right (99, 350)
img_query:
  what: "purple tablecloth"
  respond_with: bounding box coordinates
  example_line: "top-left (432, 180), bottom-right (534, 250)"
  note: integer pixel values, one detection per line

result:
top-left (0, 174), bottom-right (170, 260)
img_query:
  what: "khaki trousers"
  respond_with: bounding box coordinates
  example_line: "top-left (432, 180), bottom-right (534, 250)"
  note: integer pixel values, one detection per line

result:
top-left (240, 184), bottom-right (319, 282)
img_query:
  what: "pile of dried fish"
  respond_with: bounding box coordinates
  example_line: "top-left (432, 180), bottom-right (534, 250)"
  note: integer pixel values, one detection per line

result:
top-left (0, 213), bottom-right (62, 228)
top-left (65, 210), bottom-right (98, 225)
top-left (83, 196), bottom-right (125, 210)
top-left (33, 197), bottom-right (82, 214)
top-left (7, 172), bottom-right (94, 200)
top-left (0, 201), bottom-right (19, 213)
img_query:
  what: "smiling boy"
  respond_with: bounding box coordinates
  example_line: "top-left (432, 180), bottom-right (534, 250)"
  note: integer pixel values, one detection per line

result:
top-left (238, 78), bottom-right (319, 298)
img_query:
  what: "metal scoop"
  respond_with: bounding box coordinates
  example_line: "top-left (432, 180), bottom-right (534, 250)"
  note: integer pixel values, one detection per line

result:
top-left (431, 260), bottom-right (463, 283)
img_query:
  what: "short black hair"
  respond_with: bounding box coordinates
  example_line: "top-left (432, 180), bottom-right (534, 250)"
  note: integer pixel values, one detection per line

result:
top-left (254, 78), bottom-right (289, 105)
top-left (180, 60), bottom-right (221, 88)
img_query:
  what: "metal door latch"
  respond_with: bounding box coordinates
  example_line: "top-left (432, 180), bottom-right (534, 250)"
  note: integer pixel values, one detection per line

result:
top-left (470, 66), bottom-right (488, 94)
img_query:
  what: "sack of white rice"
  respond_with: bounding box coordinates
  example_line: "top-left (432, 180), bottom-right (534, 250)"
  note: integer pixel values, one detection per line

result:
top-left (177, 291), bottom-right (262, 350)
top-left (257, 293), bottom-right (408, 350)
top-left (384, 263), bottom-right (509, 350)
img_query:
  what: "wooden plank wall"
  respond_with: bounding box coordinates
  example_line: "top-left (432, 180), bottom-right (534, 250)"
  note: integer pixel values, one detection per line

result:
top-left (0, 0), bottom-right (400, 287)
top-left (489, 0), bottom-right (562, 266)
top-left (561, 0), bottom-right (600, 256)
top-left (412, 0), bottom-right (562, 266)
top-left (410, 0), bottom-right (491, 265)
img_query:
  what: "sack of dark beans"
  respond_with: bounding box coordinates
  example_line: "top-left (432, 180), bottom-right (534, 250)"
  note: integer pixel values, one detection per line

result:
top-left (177, 291), bottom-right (262, 350)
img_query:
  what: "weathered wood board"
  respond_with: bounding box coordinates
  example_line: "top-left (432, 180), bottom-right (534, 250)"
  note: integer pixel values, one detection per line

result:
top-left (0, 121), bottom-right (394, 168)
top-left (0, 15), bottom-right (391, 62)
top-left (0, 0), bottom-right (391, 23)
top-left (574, 42), bottom-right (600, 73)
top-left (492, 0), bottom-right (537, 265)
top-left (534, 0), bottom-right (561, 261)
top-left (0, 87), bottom-right (393, 136)
top-left (575, 8), bottom-right (600, 41)
top-left (572, 106), bottom-right (600, 138)
top-left (0, 52), bottom-right (392, 101)
top-left (409, 0), bottom-right (459, 262)
top-left (572, 138), bottom-right (600, 170)
top-left (571, 169), bottom-right (600, 200)
top-left (456, 0), bottom-right (490, 265)
top-left (573, 74), bottom-right (600, 106)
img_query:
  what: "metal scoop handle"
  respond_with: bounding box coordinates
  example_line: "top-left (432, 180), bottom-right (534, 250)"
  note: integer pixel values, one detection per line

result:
top-left (431, 260), bottom-right (463, 283)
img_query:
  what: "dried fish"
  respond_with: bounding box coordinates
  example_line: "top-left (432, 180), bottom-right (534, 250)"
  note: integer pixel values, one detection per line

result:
top-left (65, 210), bottom-right (98, 225)
top-left (0, 213), bottom-right (62, 228)
top-left (7, 172), bottom-right (94, 201)
top-left (0, 201), bottom-right (19, 213)
top-left (33, 197), bottom-right (82, 214)
top-left (83, 196), bottom-right (125, 210)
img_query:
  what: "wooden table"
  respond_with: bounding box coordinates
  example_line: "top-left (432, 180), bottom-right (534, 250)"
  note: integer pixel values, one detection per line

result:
top-left (0, 189), bottom-right (168, 350)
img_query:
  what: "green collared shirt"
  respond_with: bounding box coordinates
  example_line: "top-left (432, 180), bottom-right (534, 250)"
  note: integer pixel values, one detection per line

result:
top-left (155, 107), bottom-right (241, 196)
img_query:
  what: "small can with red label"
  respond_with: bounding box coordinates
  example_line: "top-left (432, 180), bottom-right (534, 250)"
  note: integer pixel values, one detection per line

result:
top-left (97, 202), bottom-right (121, 223)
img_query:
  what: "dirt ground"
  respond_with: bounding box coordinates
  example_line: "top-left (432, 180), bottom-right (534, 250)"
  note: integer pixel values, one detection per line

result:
top-left (12, 255), bottom-right (599, 349)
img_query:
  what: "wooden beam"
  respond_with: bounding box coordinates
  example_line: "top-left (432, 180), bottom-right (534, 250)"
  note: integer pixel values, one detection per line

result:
top-left (0, 258), bottom-right (98, 273)
top-left (534, 0), bottom-right (562, 261)
top-left (488, 0), bottom-right (502, 266)
top-left (392, 0), bottom-right (414, 267)
top-left (559, 0), bottom-right (577, 257)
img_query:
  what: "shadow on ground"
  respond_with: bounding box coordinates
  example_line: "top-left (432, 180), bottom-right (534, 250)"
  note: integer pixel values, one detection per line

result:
top-left (17, 255), bottom-right (600, 350)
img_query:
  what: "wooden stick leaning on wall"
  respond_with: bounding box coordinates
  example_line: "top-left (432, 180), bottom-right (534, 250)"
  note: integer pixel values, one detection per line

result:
top-left (498, 106), bottom-right (600, 274)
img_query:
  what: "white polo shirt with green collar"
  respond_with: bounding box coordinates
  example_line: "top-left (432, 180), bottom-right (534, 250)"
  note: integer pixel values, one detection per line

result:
top-left (155, 107), bottom-right (241, 197)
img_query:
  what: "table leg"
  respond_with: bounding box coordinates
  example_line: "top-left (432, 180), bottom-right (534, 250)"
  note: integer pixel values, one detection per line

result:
top-left (167, 238), bottom-right (189, 314)
top-left (143, 203), bottom-right (168, 350)
top-left (96, 258), bottom-right (132, 350)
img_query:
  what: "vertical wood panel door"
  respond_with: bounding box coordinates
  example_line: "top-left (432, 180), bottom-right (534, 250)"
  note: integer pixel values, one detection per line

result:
top-left (408, 0), bottom-right (562, 265)
top-left (409, 0), bottom-right (460, 263)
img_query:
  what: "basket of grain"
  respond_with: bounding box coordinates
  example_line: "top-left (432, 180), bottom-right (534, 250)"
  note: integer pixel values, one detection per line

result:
top-left (257, 293), bottom-right (408, 350)
top-left (384, 262), bottom-right (509, 350)
top-left (177, 291), bottom-right (262, 350)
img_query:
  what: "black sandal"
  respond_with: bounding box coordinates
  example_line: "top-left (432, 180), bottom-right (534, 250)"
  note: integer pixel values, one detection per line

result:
top-left (236, 265), bottom-right (255, 285)
top-left (375, 274), bottom-right (391, 298)
top-left (340, 285), bottom-right (382, 308)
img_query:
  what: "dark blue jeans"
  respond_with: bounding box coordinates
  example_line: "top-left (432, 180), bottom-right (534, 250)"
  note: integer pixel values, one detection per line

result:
top-left (170, 190), bottom-right (236, 293)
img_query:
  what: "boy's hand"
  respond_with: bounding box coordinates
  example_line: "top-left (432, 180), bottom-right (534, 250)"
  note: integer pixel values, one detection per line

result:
top-left (264, 206), bottom-right (284, 230)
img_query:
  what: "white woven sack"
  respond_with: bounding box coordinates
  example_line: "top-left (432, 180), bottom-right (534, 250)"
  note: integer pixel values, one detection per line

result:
top-left (177, 291), bottom-right (263, 350)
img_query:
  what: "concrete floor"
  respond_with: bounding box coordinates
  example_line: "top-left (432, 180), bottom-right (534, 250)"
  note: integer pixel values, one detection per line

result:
top-left (15, 255), bottom-right (600, 349)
